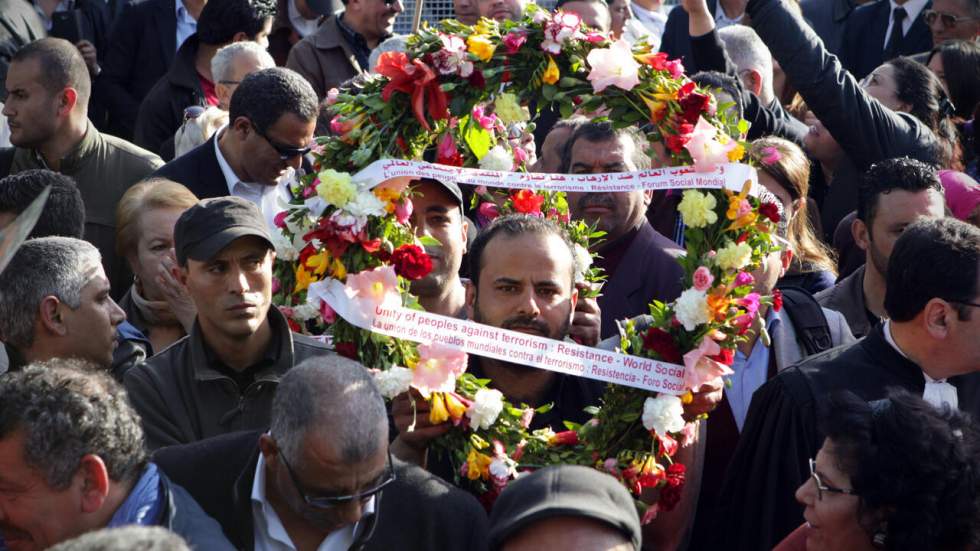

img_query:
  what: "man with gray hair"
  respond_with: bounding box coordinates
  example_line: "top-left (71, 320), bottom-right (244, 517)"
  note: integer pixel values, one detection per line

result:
top-left (212, 41), bottom-right (276, 111)
top-left (0, 237), bottom-right (125, 372)
top-left (154, 356), bottom-right (490, 550)
top-left (0, 361), bottom-right (235, 550)
top-left (717, 25), bottom-right (774, 106)
top-left (48, 526), bottom-right (191, 551)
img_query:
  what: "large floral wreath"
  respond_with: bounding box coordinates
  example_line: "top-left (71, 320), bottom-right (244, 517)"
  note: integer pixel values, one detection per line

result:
top-left (271, 5), bottom-right (780, 520)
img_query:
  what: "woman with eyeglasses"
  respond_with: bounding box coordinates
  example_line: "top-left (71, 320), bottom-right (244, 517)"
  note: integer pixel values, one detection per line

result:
top-left (683, 0), bottom-right (962, 243)
top-left (774, 389), bottom-right (980, 551)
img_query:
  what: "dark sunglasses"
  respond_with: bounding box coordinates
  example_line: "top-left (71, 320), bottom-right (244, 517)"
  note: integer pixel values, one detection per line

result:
top-left (279, 448), bottom-right (397, 510)
top-left (250, 122), bottom-right (312, 160)
top-left (923, 9), bottom-right (978, 28)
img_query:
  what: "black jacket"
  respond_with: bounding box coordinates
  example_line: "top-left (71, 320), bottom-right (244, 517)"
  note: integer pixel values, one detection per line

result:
top-left (96, 0), bottom-right (178, 139)
top-left (800, 0), bottom-right (858, 56)
top-left (746, 0), bottom-right (941, 240)
top-left (659, 0), bottom-right (718, 74)
top-left (153, 430), bottom-right (490, 551)
top-left (135, 34), bottom-right (207, 160)
top-left (151, 133), bottom-right (230, 199)
top-left (840, 0), bottom-right (933, 81)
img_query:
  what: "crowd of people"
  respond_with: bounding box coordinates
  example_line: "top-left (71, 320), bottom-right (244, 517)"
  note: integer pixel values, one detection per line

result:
top-left (0, 0), bottom-right (979, 548)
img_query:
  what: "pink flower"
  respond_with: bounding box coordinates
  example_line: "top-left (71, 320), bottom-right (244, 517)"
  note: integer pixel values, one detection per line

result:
top-left (734, 271), bottom-right (755, 287)
top-left (584, 31), bottom-right (606, 43)
top-left (665, 58), bottom-right (685, 79)
top-left (682, 336), bottom-right (733, 390)
top-left (412, 342), bottom-right (468, 397)
top-left (760, 146), bottom-right (782, 165)
top-left (738, 292), bottom-right (761, 317)
top-left (273, 210), bottom-right (289, 229)
top-left (272, 277), bottom-right (281, 294)
top-left (519, 407), bottom-right (535, 428)
top-left (432, 34), bottom-right (474, 77)
top-left (541, 11), bottom-right (582, 54)
top-left (478, 202), bottom-right (500, 221)
top-left (436, 132), bottom-right (464, 166)
top-left (325, 87), bottom-right (340, 106)
top-left (474, 185), bottom-right (488, 196)
top-left (345, 265), bottom-right (401, 315)
top-left (394, 198), bottom-right (413, 224)
top-left (502, 31), bottom-right (527, 54)
top-left (586, 38), bottom-right (641, 93)
top-left (472, 105), bottom-right (497, 130)
top-left (683, 116), bottom-right (738, 173)
top-left (692, 266), bottom-right (714, 291)
top-left (320, 299), bottom-right (337, 323)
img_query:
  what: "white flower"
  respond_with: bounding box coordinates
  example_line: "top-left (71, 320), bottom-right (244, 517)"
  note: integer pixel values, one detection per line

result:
top-left (489, 457), bottom-right (515, 480)
top-left (466, 388), bottom-right (505, 430)
top-left (642, 394), bottom-right (685, 437)
top-left (271, 230), bottom-right (299, 261)
top-left (374, 367), bottom-right (414, 399)
top-left (674, 287), bottom-right (711, 331)
top-left (343, 188), bottom-right (387, 219)
top-left (291, 302), bottom-right (319, 321)
top-left (573, 243), bottom-right (593, 283)
top-left (478, 145), bottom-right (514, 172)
top-left (715, 241), bottom-right (753, 271)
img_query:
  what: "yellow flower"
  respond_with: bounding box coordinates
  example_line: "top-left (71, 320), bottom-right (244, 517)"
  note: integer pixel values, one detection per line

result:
top-left (640, 93), bottom-right (668, 123)
top-left (373, 187), bottom-right (401, 213)
top-left (429, 393), bottom-right (449, 424)
top-left (467, 34), bottom-right (496, 62)
top-left (316, 169), bottom-right (357, 208)
top-left (465, 448), bottom-right (493, 480)
top-left (293, 265), bottom-right (316, 293)
top-left (444, 392), bottom-right (468, 421)
top-left (330, 258), bottom-right (347, 280)
top-left (677, 190), bottom-right (718, 228)
top-left (727, 142), bottom-right (745, 162)
top-left (304, 250), bottom-right (330, 276)
top-left (542, 56), bottom-right (560, 85)
top-left (716, 241), bottom-right (754, 271)
top-left (494, 93), bottom-right (529, 124)
top-left (725, 181), bottom-right (758, 230)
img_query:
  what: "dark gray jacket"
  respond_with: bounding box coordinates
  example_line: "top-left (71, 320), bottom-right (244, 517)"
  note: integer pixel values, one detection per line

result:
top-left (124, 307), bottom-right (334, 450)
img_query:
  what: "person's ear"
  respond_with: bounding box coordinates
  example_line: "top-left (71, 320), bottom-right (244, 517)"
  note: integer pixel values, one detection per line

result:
top-left (745, 69), bottom-right (764, 97)
top-left (231, 116), bottom-right (253, 137)
top-left (459, 216), bottom-right (469, 255)
top-left (642, 189), bottom-right (653, 208)
top-left (464, 279), bottom-right (476, 319)
top-left (38, 296), bottom-right (68, 337)
top-left (59, 88), bottom-right (78, 116)
top-left (231, 31), bottom-right (249, 43)
top-left (76, 454), bottom-right (111, 514)
top-left (923, 298), bottom-right (954, 339)
top-left (780, 248), bottom-right (793, 275)
top-left (174, 262), bottom-right (189, 287)
top-left (568, 284), bottom-right (579, 315)
top-left (852, 217), bottom-right (870, 252)
top-left (258, 433), bottom-right (279, 464)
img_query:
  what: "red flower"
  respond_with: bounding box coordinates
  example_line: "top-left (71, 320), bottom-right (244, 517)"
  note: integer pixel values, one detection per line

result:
top-left (759, 201), bottom-right (781, 223)
top-left (710, 347), bottom-right (735, 366)
top-left (772, 288), bottom-right (783, 312)
top-left (390, 244), bottom-right (433, 280)
top-left (361, 238), bottom-right (382, 253)
top-left (643, 328), bottom-right (682, 364)
top-left (679, 92), bottom-right (711, 124)
top-left (659, 463), bottom-right (687, 511)
top-left (375, 52), bottom-right (448, 131)
top-left (677, 81), bottom-right (696, 99)
top-left (335, 341), bottom-right (358, 359)
top-left (665, 133), bottom-right (691, 153)
top-left (511, 190), bottom-right (545, 215)
top-left (548, 430), bottom-right (580, 446)
top-left (468, 69), bottom-right (486, 89)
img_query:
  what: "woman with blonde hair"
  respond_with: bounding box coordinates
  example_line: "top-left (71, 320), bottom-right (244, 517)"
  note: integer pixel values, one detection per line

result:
top-left (749, 137), bottom-right (837, 294)
top-left (116, 179), bottom-right (199, 355)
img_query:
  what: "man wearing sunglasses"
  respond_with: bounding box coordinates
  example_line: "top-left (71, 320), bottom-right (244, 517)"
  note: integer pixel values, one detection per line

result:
top-left (924, 0), bottom-right (980, 43)
top-left (153, 357), bottom-right (490, 551)
top-left (154, 67), bottom-right (318, 233)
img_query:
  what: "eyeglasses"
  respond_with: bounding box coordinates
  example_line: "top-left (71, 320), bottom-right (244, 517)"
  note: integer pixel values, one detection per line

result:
top-left (183, 105), bottom-right (206, 122)
top-left (250, 122), bottom-right (312, 161)
top-left (923, 9), bottom-right (978, 28)
top-left (809, 458), bottom-right (856, 501)
top-left (278, 448), bottom-right (397, 510)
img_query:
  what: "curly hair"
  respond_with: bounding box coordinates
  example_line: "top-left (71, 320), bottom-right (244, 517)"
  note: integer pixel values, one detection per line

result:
top-left (857, 157), bottom-right (943, 231)
top-left (0, 362), bottom-right (147, 489)
top-left (889, 57), bottom-right (961, 169)
top-left (197, 0), bottom-right (277, 45)
top-left (820, 390), bottom-right (980, 550)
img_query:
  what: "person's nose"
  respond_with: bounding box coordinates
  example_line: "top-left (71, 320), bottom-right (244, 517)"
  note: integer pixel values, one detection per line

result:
top-left (109, 298), bottom-right (127, 326)
top-left (228, 266), bottom-right (249, 294)
top-left (796, 475), bottom-right (817, 507)
top-left (390, 0), bottom-right (404, 14)
top-left (334, 500), bottom-right (366, 526)
top-left (515, 287), bottom-right (541, 318)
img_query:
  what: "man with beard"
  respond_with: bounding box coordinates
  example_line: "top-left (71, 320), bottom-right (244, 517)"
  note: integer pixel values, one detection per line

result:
top-left (816, 158), bottom-right (947, 338)
top-left (562, 121), bottom-right (684, 340)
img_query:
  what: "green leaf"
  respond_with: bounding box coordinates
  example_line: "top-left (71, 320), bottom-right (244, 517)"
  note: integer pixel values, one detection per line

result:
top-left (558, 102), bottom-right (574, 119)
top-left (542, 84), bottom-right (558, 101)
top-left (737, 119), bottom-right (750, 135)
top-left (418, 235), bottom-right (442, 247)
top-left (464, 124), bottom-right (492, 160)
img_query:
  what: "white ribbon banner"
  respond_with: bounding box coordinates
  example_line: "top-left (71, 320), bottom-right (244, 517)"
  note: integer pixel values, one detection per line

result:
top-left (313, 280), bottom-right (688, 395)
top-left (353, 159), bottom-right (762, 196)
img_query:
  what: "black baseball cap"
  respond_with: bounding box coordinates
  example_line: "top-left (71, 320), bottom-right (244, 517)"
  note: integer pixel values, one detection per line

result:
top-left (488, 465), bottom-right (642, 550)
top-left (174, 196), bottom-right (273, 265)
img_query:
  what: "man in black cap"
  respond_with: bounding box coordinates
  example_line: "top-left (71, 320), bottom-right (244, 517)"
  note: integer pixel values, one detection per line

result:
top-left (124, 196), bottom-right (333, 450)
top-left (489, 465), bottom-right (641, 550)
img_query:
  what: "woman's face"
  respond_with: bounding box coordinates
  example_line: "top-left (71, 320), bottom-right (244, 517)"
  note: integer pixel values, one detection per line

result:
top-left (608, 0), bottom-right (632, 38)
top-left (861, 64), bottom-right (908, 112)
top-left (927, 54), bottom-right (947, 91)
top-left (130, 207), bottom-right (185, 301)
top-left (795, 439), bottom-right (878, 551)
top-left (802, 111), bottom-right (843, 163)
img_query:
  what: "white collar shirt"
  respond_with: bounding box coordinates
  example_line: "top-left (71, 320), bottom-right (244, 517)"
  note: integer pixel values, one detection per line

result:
top-left (213, 128), bottom-right (293, 233)
top-left (882, 0), bottom-right (929, 49)
top-left (630, 3), bottom-right (670, 40)
top-left (250, 453), bottom-right (376, 551)
top-left (883, 320), bottom-right (958, 410)
top-left (714, 1), bottom-right (744, 29)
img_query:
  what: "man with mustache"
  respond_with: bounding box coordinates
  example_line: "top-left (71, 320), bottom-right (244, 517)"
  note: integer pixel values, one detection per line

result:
top-left (123, 196), bottom-right (333, 450)
top-left (563, 121), bottom-right (684, 339)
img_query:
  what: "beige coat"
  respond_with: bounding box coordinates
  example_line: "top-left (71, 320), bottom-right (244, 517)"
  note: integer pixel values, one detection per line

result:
top-left (285, 14), bottom-right (363, 99)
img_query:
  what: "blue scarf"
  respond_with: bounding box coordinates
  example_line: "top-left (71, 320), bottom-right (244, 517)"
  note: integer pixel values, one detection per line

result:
top-left (108, 463), bottom-right (165, 526)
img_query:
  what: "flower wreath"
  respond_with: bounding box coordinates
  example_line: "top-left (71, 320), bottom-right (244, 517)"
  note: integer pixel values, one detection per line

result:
top-left (271, 5), bottom-right (780, 520)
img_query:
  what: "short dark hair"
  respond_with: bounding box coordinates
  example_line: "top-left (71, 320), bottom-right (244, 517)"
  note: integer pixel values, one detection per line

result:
top-left (857, 157), bottom-right (944, 230)
top-left (0, 362), bottom-right (148, 489)
top-left (559, 120), bottom-right (651, 173)
top-left (884, 217), bottom-right (980, 321)
top-left (691, 71), bottom-right (743, 119)
top-left (0, 170), bottom-right (84, 239)
top-left (819, 389), bottom-right (980, 550)
top-left (229, 67), bottom-right (318, 134)
top-left (11, 38), bottom-right (91, 106)
top-left (196, 0), bottom-right (277, 45)
top-left (468, 214), bottom-right (577, 291)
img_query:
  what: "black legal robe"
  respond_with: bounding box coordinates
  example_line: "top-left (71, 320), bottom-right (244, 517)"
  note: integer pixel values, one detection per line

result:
top-left (706, 326), bottom-right (980, 551)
